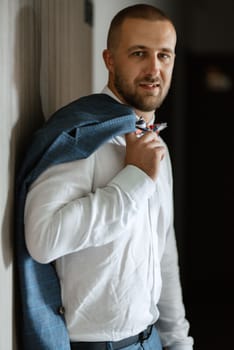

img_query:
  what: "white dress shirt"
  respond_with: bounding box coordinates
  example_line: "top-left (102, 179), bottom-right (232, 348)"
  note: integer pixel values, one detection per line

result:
top-left (24, 87), bottom-right (193, 349)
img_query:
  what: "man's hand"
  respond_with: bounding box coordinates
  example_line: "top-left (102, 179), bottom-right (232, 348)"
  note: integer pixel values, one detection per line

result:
top-left (125, 131), bottom-right (165, 181)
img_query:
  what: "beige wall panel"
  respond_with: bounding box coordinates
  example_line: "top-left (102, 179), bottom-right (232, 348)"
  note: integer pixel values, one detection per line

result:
top-left (40, 0), bottom-right (92, 119)
top-left (0, 0), bottom-right (42, 348)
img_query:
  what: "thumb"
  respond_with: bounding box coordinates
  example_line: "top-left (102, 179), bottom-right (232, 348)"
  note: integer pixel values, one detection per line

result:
top-left (125, 132), bottom-right (137, 145)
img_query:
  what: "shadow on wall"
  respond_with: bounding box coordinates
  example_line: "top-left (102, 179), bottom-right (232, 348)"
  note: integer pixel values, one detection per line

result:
top-left (1, 5), bottom-right (44, 349)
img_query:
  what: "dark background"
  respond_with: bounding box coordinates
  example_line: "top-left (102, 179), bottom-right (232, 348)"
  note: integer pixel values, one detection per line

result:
top-left (156, 0), bottom-right (234, 348)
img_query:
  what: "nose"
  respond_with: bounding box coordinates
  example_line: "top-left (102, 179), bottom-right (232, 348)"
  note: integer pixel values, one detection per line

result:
top-left (147, 54), bottom-right (161, 76)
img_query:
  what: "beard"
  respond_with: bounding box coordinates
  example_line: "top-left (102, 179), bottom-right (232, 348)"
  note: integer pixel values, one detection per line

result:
top-left (114, 73), bottom-right (170, 112)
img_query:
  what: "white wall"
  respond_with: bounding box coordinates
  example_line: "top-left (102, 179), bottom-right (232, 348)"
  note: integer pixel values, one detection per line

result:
top-left (92, 0), bottom-right (180, 92)
top-left (0, 0), bottom-right (42, 349)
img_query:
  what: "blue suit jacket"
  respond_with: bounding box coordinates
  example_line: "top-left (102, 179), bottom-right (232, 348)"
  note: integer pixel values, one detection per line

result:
top-left (15, 94), bottom-right (136, 349)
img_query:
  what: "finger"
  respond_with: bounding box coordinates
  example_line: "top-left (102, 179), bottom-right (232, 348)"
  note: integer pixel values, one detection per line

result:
top-left (147, 140), bottom-right (164, 149)
top-left (125, 132), bottom-right (137, 144)
top-left (138, 131), bottom-right (160, 145)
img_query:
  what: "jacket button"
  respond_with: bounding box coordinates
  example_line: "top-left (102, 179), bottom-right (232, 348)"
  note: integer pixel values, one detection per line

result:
top-left (58, 306), bottom-right (65, 315)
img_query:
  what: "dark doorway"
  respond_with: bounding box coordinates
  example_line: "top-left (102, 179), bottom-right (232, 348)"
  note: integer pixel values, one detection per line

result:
top-left (184, 53), bottom-right (234, 349)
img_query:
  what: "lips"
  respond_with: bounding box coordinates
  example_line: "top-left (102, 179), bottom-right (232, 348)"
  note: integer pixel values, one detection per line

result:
top-left (139, 79), bottom-right (161, 88)
top-left (140, 82), bottom-right (160, 87)
top-left (139, 81), bottom-right (161, 91)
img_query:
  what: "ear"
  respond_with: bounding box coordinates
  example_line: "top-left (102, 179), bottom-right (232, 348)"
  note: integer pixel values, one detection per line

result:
top-left (102, 49), bottom-right (115, 73)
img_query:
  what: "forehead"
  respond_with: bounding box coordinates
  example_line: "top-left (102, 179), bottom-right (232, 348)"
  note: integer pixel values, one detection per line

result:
top-left (119, 18), bottom-right (176, 51)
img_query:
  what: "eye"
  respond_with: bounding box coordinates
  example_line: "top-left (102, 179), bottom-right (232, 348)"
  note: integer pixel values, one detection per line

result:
top-left (131, 51), bottom-right (146, 57)
top-left (158, 52), bottom-right (173, 63)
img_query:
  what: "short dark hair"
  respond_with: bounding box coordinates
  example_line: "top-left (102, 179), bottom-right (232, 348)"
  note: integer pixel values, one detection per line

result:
top-left (107, 4), bottom-right (174, 50)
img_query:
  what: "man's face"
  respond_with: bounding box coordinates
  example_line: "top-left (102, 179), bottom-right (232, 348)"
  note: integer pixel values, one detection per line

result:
top-left (104, 18), bottom-right (176, 114)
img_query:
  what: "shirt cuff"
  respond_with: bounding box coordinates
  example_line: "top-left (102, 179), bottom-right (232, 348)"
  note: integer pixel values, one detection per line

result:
top-left (109, 165), bottom-right (155, 202)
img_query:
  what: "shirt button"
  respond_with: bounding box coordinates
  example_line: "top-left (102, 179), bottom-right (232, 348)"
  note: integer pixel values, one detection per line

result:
top-left (58, 306), bottom-right (65, 315)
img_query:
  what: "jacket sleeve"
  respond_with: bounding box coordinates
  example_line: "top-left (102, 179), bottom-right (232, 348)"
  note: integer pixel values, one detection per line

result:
top-left (24, 152), bottom-right (155, 263)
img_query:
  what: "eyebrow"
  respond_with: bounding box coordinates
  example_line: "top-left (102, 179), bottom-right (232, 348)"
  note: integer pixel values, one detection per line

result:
top-left (127, 45), bottom-right (175, 54)
top-left (127, 45), bottom-right (147, 53)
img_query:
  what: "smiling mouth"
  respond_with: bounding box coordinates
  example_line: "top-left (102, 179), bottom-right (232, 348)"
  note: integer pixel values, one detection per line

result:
top-left (139, 82), bottom-right (160, 89)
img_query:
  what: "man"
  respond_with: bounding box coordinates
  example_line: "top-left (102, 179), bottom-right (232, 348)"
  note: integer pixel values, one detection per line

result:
top-left (24, 4), bottom-right (193, 350)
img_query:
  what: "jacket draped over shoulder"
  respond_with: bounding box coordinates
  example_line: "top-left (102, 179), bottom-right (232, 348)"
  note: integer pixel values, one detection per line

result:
top-left (15, 93), bottom-right (136, 350)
